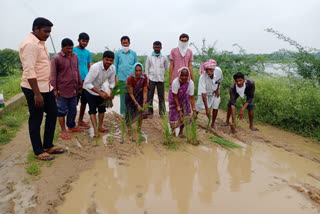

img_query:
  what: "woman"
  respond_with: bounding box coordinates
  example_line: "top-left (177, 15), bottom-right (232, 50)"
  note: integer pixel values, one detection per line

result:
top-left (125, 62), bottom-right (148, 139)
top-left (169, 67), bottom-right (196, 136)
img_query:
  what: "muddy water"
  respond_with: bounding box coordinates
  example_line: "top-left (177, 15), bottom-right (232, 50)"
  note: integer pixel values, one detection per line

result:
top-left (57, 140), bottom-right (320, 214)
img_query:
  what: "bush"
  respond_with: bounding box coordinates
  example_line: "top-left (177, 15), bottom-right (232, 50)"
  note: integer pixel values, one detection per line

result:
top-left (254, 75), bottom-right (320, 140)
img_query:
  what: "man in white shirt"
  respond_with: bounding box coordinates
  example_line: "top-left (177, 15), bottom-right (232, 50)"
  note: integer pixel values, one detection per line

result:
top-left (83, 51), bottom-right (115, 135)
top-left (196, 59), bottom-right (223, 128)
top-left (145, 41), bottom-right (169, 117)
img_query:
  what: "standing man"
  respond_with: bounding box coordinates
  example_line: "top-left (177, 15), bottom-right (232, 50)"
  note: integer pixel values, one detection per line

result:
top-left (73, 32), bottom-right (92, 128)
top-left (19, 17), bottom-right (64, 161)
top-left (226, 72), bottom-right (257, 133)
top-left (145, 41), bottom-right (169, 117)
top-left (83, 51), bottom-right (116, 136)
top-left (114, 36), bottom-right (137, 115)
top-left (169, 33), bottom-right (194, 85)
top-left (196, 59), bottom-right (223, 128)
top-left (51, 38), bottom-right (83, 140)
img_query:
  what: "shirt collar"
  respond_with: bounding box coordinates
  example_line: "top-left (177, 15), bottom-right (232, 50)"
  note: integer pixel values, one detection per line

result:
top-left (29, 33), bottom-right (44, 45)
top-left (59, 51), bottom-right (75, 57)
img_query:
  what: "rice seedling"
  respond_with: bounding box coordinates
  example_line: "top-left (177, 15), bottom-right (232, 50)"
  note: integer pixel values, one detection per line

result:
top-left (206, 108), bottom-right (212, 133)
top-left (162, 115), bottom-right (174, 145)
top-left (128, 113), bottom-right (134, 141)
top-left (121, 117), bottom-right (126, 143)
top-left (209, 136), bottom-right (242, 150)
top-left (139, 102), bottom-right (153, 113)
top-left (190, 119), bottom-right (199, 145)
top-left (100, 81), bottom-right (128, 108)
top-left (109, 124), bottom-right (114, 145)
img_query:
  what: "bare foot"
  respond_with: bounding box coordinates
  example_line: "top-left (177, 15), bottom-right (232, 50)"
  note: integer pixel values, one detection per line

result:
top-left (98, 128), bottom-right (109, 133)
top-left (250, 127), bottom-right (259, 131)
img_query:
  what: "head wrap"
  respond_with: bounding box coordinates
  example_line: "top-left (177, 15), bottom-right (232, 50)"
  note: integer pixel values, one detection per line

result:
top-left (199, 59), bottom-right (217, 75)
top-left (132, 62), bottom-right (145, 78)
top-left (177, 66), bottom-right (191, 82)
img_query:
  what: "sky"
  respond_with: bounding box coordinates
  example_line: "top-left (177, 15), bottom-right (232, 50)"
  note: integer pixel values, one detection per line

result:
top-left (1, 0), bottom-right (319, 55)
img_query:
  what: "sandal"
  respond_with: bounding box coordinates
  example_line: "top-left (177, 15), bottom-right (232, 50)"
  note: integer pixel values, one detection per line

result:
top-left (36, 152), bottom-right (55, 161)
top-left (59, 133), bottom-right (71, 140)
top-left (44, 146), bottom-right (65, 154)
top-left (68, 127), bottom-right (84, 133)
top-left (78, 121), bottom-right (90, 128)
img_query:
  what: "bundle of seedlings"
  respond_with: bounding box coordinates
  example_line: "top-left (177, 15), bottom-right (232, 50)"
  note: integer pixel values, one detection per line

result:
top-left (209, 136), bottom-right (241, 150)
top-left (162, 115), bottom-right (174, 145)
top-left (184, 117), bottom-right (199, 145)
top-left (101, 81), bottom-right (128, 108)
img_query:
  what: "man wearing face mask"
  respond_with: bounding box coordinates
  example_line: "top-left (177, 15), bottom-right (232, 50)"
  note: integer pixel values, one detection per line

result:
top-left (169, 33), bottom-right (194, 85)
top-left (114, 36), bottom-right (138, 115)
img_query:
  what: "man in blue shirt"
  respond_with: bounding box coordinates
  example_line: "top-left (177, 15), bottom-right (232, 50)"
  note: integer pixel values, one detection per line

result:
top-left (114, 36), bottom-right (138, 115)
top-left (73, 32), bottom-right (92, 128)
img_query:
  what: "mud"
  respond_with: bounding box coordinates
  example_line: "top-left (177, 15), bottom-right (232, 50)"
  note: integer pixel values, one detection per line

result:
top-left (1, 96), bottom-right (320, 213)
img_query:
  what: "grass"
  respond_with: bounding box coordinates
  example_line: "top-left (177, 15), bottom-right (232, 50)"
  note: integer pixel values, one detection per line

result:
top-left (0, 74), bottom-right (21, 101)
top-left (0, 103), bottom-right (28, 145)
top-left (25, 151), bottom-right (42, 176)
top-left (209, 136), bottom-right (242, 150)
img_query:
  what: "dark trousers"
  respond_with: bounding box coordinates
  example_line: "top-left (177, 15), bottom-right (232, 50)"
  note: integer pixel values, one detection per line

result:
top-left (22, 87), bottom-right (57, 155)
top-left (147, 80), bottom-right (166, 115)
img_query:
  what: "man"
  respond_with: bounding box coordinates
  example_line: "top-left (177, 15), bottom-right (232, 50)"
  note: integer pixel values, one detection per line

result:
top-left (145, 41), bottom-right (169, 117)
top-left (51, 38), bottom-right (83, 140)
top-left (169, 33), bottom-right (193, 85)
top-left (114, 36), bottom-right (137, 115)
top-left (226, 72), bottom-right (257, 133)
top-left (19, 17), bottom-right (64, 161)
top-left (73, 32), bottom-right (92, 128)
top-left (196, 59), bottom-right (223, 128)
top-left (83, 51), bottom-right (116, 136)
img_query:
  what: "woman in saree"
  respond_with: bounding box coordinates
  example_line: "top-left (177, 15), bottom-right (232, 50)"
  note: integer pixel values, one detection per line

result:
top-left (125, 62), bottom-right (148, 139)
top-left (168, 67), bottom-right (196, 136)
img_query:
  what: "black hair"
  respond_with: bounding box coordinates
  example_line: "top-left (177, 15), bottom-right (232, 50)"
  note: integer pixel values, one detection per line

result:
top-left (179, 33), bottom-right (189, 41)
top-left (120, 36), bottom-right (130, 43)
top-left (103, 51), bottom-right (114, 59)
top-left (153, 41), bottom-right (162, 46)
top-left (78, 32), bottom-right (89, 40)
top-left (181, 68), bottom-right (189, 73)
top-left (233, 72), bottom-right (245, 80)
top-left (32, 17), bottom-right (53, 31)
top-left (61, 38), bottom-right (74, 47)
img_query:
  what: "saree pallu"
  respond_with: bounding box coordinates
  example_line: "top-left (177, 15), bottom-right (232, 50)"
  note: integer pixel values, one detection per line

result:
top-left (125, 78), bottom-right (145, 125)
top-left (168, 82), bottom-right (192, 129)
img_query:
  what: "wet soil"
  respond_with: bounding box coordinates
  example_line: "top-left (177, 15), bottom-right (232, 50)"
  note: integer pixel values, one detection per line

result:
top-left (1, 99), bottom-right (320, 214)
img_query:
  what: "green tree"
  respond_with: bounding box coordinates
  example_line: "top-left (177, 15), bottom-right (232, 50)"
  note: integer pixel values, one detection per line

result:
top-left (0, 49), bottom-right (21, 76)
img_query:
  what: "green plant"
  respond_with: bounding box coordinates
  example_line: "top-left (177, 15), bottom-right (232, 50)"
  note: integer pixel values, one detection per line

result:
top-left (162, 115), bottom-right (174, 145)
top-left (121, 117), bottom-right (126, 143)
top-left (206, 109), bottom-right (212, 133)
top-left (190, 119), bottom-right (199, 145)
top-left (100, 81), bottom-right (128, 108)
top-left (26, 163), bottom-right (41, 176)
top-left (209, 136), bottom-right (242, 150)
top-left (109, 124), bottom-right (114, 145)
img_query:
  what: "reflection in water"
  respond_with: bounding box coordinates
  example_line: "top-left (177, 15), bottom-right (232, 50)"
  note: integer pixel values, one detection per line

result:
top-left (227, 146), bottom-right (252, 191)
top-left (57, 142), bottom-right (320, 214)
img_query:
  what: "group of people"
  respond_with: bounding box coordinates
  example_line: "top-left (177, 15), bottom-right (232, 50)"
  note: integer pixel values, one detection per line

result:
top-left (19, 17), bottom-right (257, 161)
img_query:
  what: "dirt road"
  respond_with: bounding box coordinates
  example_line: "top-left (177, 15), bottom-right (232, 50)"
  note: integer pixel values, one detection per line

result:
top-left (1, 103), bottom-right (320, 214)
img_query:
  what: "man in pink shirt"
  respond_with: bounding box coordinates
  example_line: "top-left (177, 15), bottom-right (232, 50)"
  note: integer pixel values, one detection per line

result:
top-left (169, 33), bottom-right (194, 85)
top-left (20, 17), bottom-right (64, 161)
top-left (51, 38), bottom-right (83, 140)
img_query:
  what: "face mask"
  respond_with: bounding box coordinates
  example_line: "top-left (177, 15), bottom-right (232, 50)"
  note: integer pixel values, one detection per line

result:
top-left (122, 46), bottom-right (129, 53)
top-left (178, 41), bottom-right (188, 57)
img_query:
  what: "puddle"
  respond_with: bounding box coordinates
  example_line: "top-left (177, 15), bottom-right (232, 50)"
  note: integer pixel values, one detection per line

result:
top-left (57, 141), bottom-right (320, 214)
